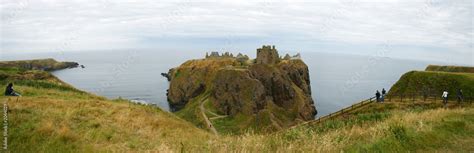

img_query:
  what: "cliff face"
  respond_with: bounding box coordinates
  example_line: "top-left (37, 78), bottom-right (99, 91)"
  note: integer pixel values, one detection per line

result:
top-left (166, 46), bottom-right (316, 132)
top-left (166, 59), bottom-right (240, 111)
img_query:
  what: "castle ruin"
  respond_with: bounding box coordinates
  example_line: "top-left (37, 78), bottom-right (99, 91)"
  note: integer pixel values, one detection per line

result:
top-left (205, 45), bottom-right (299, 64)
top-left (256, 45), bottom-right (280, 65)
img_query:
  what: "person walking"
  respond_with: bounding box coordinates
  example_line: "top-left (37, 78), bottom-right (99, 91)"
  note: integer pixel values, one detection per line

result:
top-left (376, 90), bottom-right (381, 103)
top-left (442, 90), bottom-right (449, 108)
top-left (457, 89), bottom-right (464, 103)
top-left (5, 83), bottom-right (21, 96)
top-left (381, 88), bottom-right (387, 102)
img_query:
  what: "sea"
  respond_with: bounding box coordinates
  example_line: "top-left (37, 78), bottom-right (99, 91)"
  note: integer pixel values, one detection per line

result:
top-left (2, 49), bottom-right (435, 117)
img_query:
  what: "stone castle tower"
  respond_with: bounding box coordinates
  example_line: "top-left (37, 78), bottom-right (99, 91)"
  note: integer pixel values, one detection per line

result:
top-left (256, 45), bottom-right (280, 64)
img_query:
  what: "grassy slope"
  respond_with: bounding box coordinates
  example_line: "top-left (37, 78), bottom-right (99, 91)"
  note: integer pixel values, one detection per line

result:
top-left (206, 101), bottom-right (474, 152)
top-left (1, 64), bottom-right (473, 152)
top-left (1, 69), bottom-right (213, 152)
top-left (388, 70), bottom-right (474, 99)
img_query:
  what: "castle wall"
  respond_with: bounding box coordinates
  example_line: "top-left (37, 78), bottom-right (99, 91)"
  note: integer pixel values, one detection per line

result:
top-left (256, 45), bottom-right (280, 64)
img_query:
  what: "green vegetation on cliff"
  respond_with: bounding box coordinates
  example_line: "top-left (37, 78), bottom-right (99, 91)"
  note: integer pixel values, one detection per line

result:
top-left (426, 65), bottom-right (474, 73)
top-left (388, 65), bottom-right (474, 100)
top-left (166, 47), bottom-right (316, 134)
top-left (0, 58), bottom-right (79, 71)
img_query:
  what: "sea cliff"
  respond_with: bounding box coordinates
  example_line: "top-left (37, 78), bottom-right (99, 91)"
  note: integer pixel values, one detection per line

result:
top-left (165, 45), bottom-right (317, 133)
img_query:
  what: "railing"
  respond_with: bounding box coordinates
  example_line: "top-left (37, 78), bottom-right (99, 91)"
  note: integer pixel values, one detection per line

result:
top-left (314, 96), bottom-right (376, 123)
top-left (284, 92), bottom-right (472, 131)
top-left (286, 96), bottom-right (376, 130)
top-left (385, 93), bottom-right (473, 104)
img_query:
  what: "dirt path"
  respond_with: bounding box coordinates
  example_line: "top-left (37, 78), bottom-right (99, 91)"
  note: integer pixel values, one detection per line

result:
top-left (199, 96), bottom-right (219, 136)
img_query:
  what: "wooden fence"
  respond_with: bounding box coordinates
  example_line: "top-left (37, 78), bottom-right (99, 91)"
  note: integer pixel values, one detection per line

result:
top-left (385, 93), bottom-right (473, 104)
top-left (287, 96), bottom-right (376, 130)
top-left (286, 92), bottom-right (472, 131)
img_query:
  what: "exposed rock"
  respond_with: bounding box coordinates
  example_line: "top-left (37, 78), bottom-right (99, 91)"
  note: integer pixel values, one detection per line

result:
top-left (292, 53), bottom-right (301, 59)
top-left (211, 69), bottom-right (265, 116)
top-left (161, 72), bottom-right (171, 81)
top-left (167, 59), bottom-right (240, 111)
top-left (166, 45), bottom-right (317, 132)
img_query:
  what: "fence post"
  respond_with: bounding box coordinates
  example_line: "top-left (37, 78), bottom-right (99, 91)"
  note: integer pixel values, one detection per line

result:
top-left (400, 94), bottom-right (403, 102)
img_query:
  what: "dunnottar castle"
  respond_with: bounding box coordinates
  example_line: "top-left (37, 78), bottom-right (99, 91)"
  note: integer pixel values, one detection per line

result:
top-left (205, 45), bottom-right (301, 64)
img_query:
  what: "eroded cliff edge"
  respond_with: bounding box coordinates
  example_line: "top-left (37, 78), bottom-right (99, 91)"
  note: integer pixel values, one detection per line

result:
top-left (165, 45), bottom-right (317, 133)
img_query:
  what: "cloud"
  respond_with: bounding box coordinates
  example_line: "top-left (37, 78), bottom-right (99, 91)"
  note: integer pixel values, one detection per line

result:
top-left (0, 0), bottom-right (472, 64)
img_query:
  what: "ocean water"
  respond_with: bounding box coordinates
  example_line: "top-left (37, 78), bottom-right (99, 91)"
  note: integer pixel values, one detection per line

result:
top-left (2, 50), bottom-right (431, 117)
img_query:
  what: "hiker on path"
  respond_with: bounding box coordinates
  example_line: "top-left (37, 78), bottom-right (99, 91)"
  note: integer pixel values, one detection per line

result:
top-left (381, 88), bottom-right (387, 102)
top-left (5, 83), bottom-right (21, 96)
top-left (457, 89), bottom-right (464, 103)
top-left (442, 90), bottom-right (449, 107)
top-left (376, 90), bottom-right (381, 102)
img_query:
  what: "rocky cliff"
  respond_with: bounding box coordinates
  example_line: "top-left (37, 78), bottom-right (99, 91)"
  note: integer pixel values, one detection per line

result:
top-left (166, 46), bottom-right (316, 133)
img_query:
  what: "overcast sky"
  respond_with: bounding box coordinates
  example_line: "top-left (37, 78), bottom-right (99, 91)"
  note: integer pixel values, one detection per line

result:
top-left (1, 0), bottom-right (473, 65)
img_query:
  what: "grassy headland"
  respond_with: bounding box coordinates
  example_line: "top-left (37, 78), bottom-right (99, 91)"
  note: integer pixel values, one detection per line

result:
top-left (168, 56), bottom-right (315, 135)
top-left (388, 66), bottom-right (474, 100)
top-left (0, 58), bottom-right (78, 71)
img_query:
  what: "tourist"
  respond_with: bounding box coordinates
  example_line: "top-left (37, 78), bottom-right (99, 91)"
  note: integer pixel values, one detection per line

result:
top-left (375, 90), bottom-right (381, 102)
top-left (5, 83), bottom-right (21, 96)
top-left (442, 90), bottom-right (448, 107)
top-left (381, 88), bottom-right (386, 102)
top-left (457, 89), bottom-right (464, 103)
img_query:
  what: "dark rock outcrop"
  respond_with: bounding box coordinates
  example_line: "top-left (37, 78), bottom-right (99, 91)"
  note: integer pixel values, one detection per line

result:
top-left (161, 72), bottom-right (171, 81)
top-left (166, 46), bottom-right (317, 131)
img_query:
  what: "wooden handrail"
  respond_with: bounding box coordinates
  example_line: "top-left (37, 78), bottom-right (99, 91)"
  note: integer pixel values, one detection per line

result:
top-left (283, 93), bottom-right (471, 133)
top-left (284, 96), bottom-right (377, 131)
